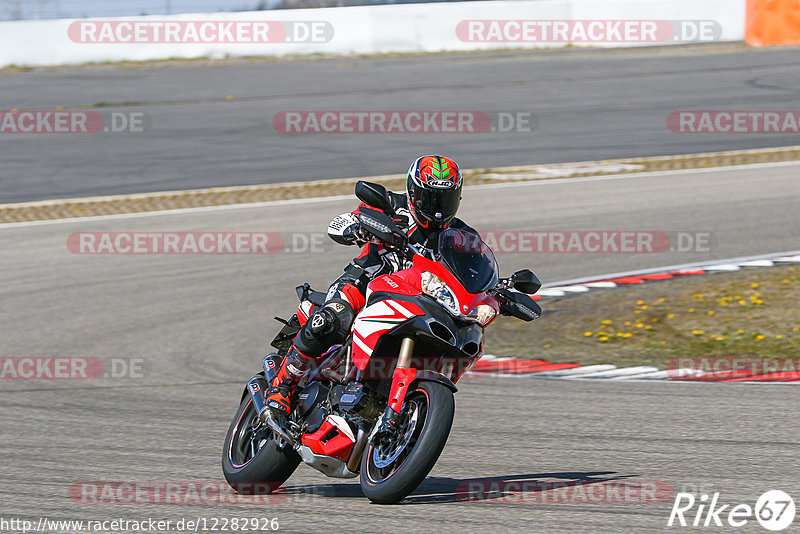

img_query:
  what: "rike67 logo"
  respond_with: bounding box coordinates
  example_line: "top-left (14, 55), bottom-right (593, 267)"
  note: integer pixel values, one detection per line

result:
top-left (668, 490), bottom-right (795, 531)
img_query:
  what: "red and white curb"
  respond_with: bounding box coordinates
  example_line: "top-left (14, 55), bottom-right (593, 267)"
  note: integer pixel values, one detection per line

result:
top-left (530, 251), bottom-right (800, 300)
top-left (472, 251), bottom-right (800, 383)
top-left (469, 355), bottom-right (800, 383)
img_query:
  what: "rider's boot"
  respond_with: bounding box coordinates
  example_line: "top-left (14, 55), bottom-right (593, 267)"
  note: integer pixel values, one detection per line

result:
top-left (263, 303), bottom-right (350, 428)
top-left (264, 345), bottom-right (313, 417)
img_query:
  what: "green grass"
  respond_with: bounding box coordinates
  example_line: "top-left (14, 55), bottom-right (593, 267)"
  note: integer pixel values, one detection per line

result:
top-left (484, 264), bottom-right (800, 368)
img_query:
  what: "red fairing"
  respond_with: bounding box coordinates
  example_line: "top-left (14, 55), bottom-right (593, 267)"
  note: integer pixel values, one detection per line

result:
top-left (368, 273), bottom-right (421, 297)
top-left (301, 415), bottom-right (356, 462)
top-left (351, 296), bottom-right (424, 371)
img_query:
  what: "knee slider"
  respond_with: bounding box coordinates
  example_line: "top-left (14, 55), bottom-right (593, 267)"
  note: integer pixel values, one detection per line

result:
top-left (323, 298), bottom-right (356, 339)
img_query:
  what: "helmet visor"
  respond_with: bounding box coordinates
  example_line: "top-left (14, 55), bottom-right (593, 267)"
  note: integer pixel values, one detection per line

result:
top-left (413, 185), bottom-right (461, 223)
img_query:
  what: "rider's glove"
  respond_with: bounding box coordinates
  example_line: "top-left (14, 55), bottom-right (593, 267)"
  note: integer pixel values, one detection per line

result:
top-left (328, 213), bottom-right (369, 246)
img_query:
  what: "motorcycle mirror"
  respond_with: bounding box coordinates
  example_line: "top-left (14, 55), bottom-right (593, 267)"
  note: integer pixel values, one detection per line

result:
top-left (358, 207), bottom-right (406, 247)
top-left (507, 291), bottom-right (542, 321)
top-left (511, 269), bottom-right (542, 295)
top-left (355, 181), bottom-right (395, 215)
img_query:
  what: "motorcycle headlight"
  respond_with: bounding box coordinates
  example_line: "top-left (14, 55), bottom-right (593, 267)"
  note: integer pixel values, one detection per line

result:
top-left (420, 271), bottom-right (460, 316)
top-left (467, 304), bottom-right (498, 326)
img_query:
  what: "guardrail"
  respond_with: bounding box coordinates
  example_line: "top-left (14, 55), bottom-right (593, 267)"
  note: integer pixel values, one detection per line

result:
top-left (0, 0), bottom-right (747, 68)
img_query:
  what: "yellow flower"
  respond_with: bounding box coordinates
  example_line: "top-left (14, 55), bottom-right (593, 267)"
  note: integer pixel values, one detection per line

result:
top-left (622, 333), bottom-right (632, 338)
top-left (793, 327), bottom-right (799, 331)
top-left (751, 283), bottom-right (759, 289)
top-left (660, 340), bottom-right (666, 344)
top-left (635, 323), bottom-right (644, 328)
top-left (738, 300), bottom-right (746, 305)
top-left (645, 325), bottom-right (652, 330)
top-left (692, 294), bottom-right (704, 299)
top-left (598, 336), bottom-right (609, 341)
top-left (640, 305), bottom-right (648, 310)
top-left (692, 329), bottom-right (705, 335)
top-left (754, 334), bottom-right (764, 341)
top-left (652, 318), bottom-right (659, 322)
top-left (715, 336), bottom-right (724, 341)
top-left (601, 320), bottom-right (613, 325)
top-left (707, 311), bottom-right (714, 315)
top-left (658, 298), bottom-right (665, 302)
top-left (584, 332), bottom-right (593, 337)
top-left (736, 329), bottom-right (744, 333)
top-left (634, 310), bottom-right (641, 314)
top-left (667, 314), bottom-right (675, 319)
top-left (688, 308), bottom-right (695, 313)
top-left (544, 344), bottom-right (551, 348)
top-left (776, 335), bottom-right (783, 339)
top-left (636, 300), bottom-right (644, 305)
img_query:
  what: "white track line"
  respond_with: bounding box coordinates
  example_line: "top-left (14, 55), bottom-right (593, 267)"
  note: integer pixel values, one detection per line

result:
top-left (703, 264), bottom-right (741, 272)
top-left (532, 364), bottom-right (617, 378)
top-left (562, 366), bottom-right (660, 379)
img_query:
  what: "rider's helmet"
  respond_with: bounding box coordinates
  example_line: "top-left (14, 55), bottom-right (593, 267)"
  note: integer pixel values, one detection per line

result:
top-left (406, 155), bottom-right (463, 231)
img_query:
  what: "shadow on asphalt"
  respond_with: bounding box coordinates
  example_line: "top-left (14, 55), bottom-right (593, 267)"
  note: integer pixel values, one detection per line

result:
top-left (279, 471), bottom-right (640, 504)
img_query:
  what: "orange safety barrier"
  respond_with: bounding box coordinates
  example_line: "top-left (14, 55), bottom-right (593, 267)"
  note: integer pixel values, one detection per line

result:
top-left (746, 0), bottom-right (800, 46)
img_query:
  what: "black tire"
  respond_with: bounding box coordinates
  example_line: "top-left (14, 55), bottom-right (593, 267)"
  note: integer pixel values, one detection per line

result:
top-left (222, 395), bottom-right (301, 493)
top-left (360, 381), bottom-right (455, 504)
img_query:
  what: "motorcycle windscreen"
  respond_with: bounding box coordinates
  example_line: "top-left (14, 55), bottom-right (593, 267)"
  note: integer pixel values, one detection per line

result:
top-left (437, 228), bottom-right (499, 293)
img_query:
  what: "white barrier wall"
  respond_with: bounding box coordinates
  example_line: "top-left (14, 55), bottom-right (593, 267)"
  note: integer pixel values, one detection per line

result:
top-left (0, 0), bottom-right (745, 68)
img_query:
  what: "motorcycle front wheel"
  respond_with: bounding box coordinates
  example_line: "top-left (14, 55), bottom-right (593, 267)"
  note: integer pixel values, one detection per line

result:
top-left (222, 395), bottom-right (300, 493)
top-left (360, 380), bottom-right (455, 504)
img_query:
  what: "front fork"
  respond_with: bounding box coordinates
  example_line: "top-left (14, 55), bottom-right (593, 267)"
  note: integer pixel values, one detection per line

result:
top-left (388, 337), bottom-right (417, 413)
top-left (370, 337), bottom-right (417, 443)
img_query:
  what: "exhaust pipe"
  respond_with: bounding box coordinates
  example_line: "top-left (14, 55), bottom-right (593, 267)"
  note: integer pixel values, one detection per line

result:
top-left (346, 424), bottom-right (370, 473)
top-left (247, 374), bottom-right (270, 421)
top-left (262, 353), bottom-right (282, 383)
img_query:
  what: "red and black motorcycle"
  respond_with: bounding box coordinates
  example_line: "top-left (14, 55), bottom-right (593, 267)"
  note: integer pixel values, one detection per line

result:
top-left (222, 181), bottom-right (542, 504)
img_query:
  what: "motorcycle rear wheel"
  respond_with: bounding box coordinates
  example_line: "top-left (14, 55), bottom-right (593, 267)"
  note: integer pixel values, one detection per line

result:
top-left (222, 396), bottom-right (300, 493)
top-left (360, 381), bottom-right (455, 504)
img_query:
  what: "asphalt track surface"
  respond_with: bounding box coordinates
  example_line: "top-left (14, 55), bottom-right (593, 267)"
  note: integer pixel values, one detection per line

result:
top-left (2, 163), bottom-right (799, 532)
top-left (3, 43), bottom-right (800, 203)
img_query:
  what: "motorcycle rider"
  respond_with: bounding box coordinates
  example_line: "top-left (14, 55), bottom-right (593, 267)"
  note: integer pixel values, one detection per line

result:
top-left (264, 155), bottom-right (476, 418)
